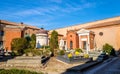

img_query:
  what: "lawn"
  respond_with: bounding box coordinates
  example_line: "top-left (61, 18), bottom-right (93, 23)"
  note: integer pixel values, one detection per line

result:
top-left (0, 69), bottom-right (43, 74)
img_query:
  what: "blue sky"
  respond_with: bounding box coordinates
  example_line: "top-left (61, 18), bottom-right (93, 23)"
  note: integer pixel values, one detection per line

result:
top-left (0, 0), bottom-right (120, 30)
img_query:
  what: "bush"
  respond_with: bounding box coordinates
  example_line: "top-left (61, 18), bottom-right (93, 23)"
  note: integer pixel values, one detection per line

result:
top-left (110, 48), bottom-right (116, 56)
top-left (59, 50), bottom-right (65, 55)
top-left (83, 54), bottom-right (89, 58)
top-left (41, 46), bottom-right (50, 49)
top-left (0, 69), bottom-right (43, 74)
top-left (103, 43), bottom-right (115, 55)
top-left (30, 34), bottom-right (36, 49)
top-left (75, 51), bottom-right (80, 56)
top-left (75, 48), bottom-right (83, 53)
top-left (24, 49), bottom-right (42, 56)
top-left (43, 48), bottom-right (52, 56)
top-left (68, 53), bottom-right (72, 59)
top-left (11, 38), bottom-right (28, 55)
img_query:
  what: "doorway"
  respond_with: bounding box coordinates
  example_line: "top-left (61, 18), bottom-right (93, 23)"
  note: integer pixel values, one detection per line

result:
top-left (70, 41), bottom-right (73, 49)
top-left (82, 41), bottom-right (87, 50)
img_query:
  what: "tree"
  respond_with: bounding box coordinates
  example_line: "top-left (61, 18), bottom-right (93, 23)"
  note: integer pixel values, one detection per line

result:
top-left (49, 30), bottom-right (58, 56)
top-left (11, 38), bottom-right (28, 55)
top-left (24, 34), bottom-right (31, 48)
top-left (30, 34), bottom-right (36, 49)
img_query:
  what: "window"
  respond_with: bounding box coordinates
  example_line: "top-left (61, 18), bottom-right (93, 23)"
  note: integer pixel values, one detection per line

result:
top-left (64, 41), bottom-right (66, 45)
top-left (0, 31), bottom-right (4, 36)
top-left (99, 32), bottom-right (103, 36)
top-left (0, 41), bottom-right (3, 47)
top-left (70, 41), bottom-right (73, 49)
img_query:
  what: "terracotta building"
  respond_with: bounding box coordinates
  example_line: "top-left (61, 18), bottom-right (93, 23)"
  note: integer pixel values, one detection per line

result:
top-left (0, 20), bottom-right (40, 52)
top-left (49, 16), bottom-right (120, 51)
top-left (66, 30), bottom-right (79, 49)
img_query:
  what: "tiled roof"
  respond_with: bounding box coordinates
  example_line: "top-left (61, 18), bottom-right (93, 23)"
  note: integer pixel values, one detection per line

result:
top-left (0, 20), bottom-right (40, 30)
top-left (37, 29), bottom-right (48, 34)
top-left (84, 20), bottom-right (120, 29)
top-left (0, 20), bottom-right (21, 26)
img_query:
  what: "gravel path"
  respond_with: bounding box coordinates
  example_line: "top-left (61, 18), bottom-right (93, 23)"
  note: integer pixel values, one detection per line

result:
top-left (42, 57), bottom-right (84, 74)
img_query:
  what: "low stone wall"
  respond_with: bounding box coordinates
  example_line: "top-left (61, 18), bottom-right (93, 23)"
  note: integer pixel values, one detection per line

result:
top-left (6, 56), bottom-right (42, 68)
top-left (57, 55), bottom-right (92, 64)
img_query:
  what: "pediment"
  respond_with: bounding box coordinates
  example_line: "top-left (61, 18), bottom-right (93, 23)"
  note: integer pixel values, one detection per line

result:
top-left (77, 29), bottom-right (91, 34)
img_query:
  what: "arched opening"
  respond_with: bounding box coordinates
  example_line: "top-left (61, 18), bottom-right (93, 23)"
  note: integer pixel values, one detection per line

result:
top-left (70, 41), bottom-right (73, 49)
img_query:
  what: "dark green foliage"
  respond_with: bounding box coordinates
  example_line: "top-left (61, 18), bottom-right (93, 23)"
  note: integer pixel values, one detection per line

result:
top-left (0, 69), bottom-right (43, 74)
top-left (75, 48), bottom-right (83, 53)
top-left (30, 34), bottom-right (36, 49)
top-left (49, 30), bottom-right (58, 56)
top-left (11, 34), bottom-right (37, 56)
top-left (11, 38), bottom-right (28, 55)
top-left (59, 50), bottom-right (65, 55)
top-left (41, 46), bottom-right (50, 49)
top-left (25, 36), bottom-right (31, 42)
top-left (43, 48), bottom-right (52, 56)
top-left (103, 43), bottom-right (115, 55)
top-left (24, 49), bottom-right (42, 56)
top-left (110, 48), bottom-right (116, 56)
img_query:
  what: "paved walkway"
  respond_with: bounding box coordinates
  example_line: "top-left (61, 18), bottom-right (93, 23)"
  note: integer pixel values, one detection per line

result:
top-left (83, 57), bottom-right (120, 74)
top-left (41, 57), bottom-right (84, 74)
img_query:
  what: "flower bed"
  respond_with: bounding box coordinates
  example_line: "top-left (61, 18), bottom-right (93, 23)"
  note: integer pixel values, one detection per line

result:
top-left (57, 55), bottom-right (92, 64)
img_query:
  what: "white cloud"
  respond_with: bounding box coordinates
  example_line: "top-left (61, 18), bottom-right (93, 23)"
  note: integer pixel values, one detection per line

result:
top-left (9, 0), bottom-right (95, 18)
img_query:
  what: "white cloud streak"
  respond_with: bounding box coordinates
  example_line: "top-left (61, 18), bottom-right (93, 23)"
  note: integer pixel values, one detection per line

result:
top-left (14, 1), bottom-right (95, 17)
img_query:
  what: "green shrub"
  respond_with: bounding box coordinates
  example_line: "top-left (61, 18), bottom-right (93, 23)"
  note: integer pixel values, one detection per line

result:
top-left (11, 38), bottom-right (28, 55)
top-left (24, 49), bottom-right (42, 56)
top-left (75, 51), bottom-right (80, 56)
top-left (75, 48), bottom-right (83, 53)
top-left (68, 53), bottom-right (73, 59)
top-left (0, 69), bottom-right (43, 74)
top-left (10, 52), bottom-right (16, 56)
top-left (103, 43), bottom-right (114, 55)
top-left (43, 49), bottom-right (52, 56)
top-left (110, 48), bottom-right (116, 56)
top-left (41, 46), bottom-right (50, 49)
top-left (83, 54), bottom-right (89, 58)
top-left (59, 50), bottom-right (65, 55)
top-left (30, 34), bottom-right (36, 49)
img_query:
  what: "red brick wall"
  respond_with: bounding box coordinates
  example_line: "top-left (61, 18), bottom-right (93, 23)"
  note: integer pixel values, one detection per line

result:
top-left (24, 28), bottom-right (39, 36)
top-left (67, 31), bottom-right (79, 49)
top-left (89, 33), bottom-right (95, 49)
top-left (4, 28), bottom-right (22, 51)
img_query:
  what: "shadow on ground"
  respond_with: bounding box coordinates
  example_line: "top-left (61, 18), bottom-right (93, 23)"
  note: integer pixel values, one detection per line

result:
top-left (61, 52), bottom-right (112, 74)
top-left (0, 55), bottom-right (15, 62)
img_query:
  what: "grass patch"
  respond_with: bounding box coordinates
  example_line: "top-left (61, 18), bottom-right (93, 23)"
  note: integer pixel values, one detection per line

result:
top-left (0, 69), bottom-right (43, 74)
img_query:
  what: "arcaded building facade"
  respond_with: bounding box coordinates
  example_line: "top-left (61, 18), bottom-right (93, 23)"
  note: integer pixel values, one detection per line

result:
top-left (49, 16), bottom-right (120, 51)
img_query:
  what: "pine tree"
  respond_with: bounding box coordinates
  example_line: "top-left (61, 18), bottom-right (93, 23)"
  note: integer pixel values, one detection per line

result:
top-left (49, 30), bottom-right (58, 56)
